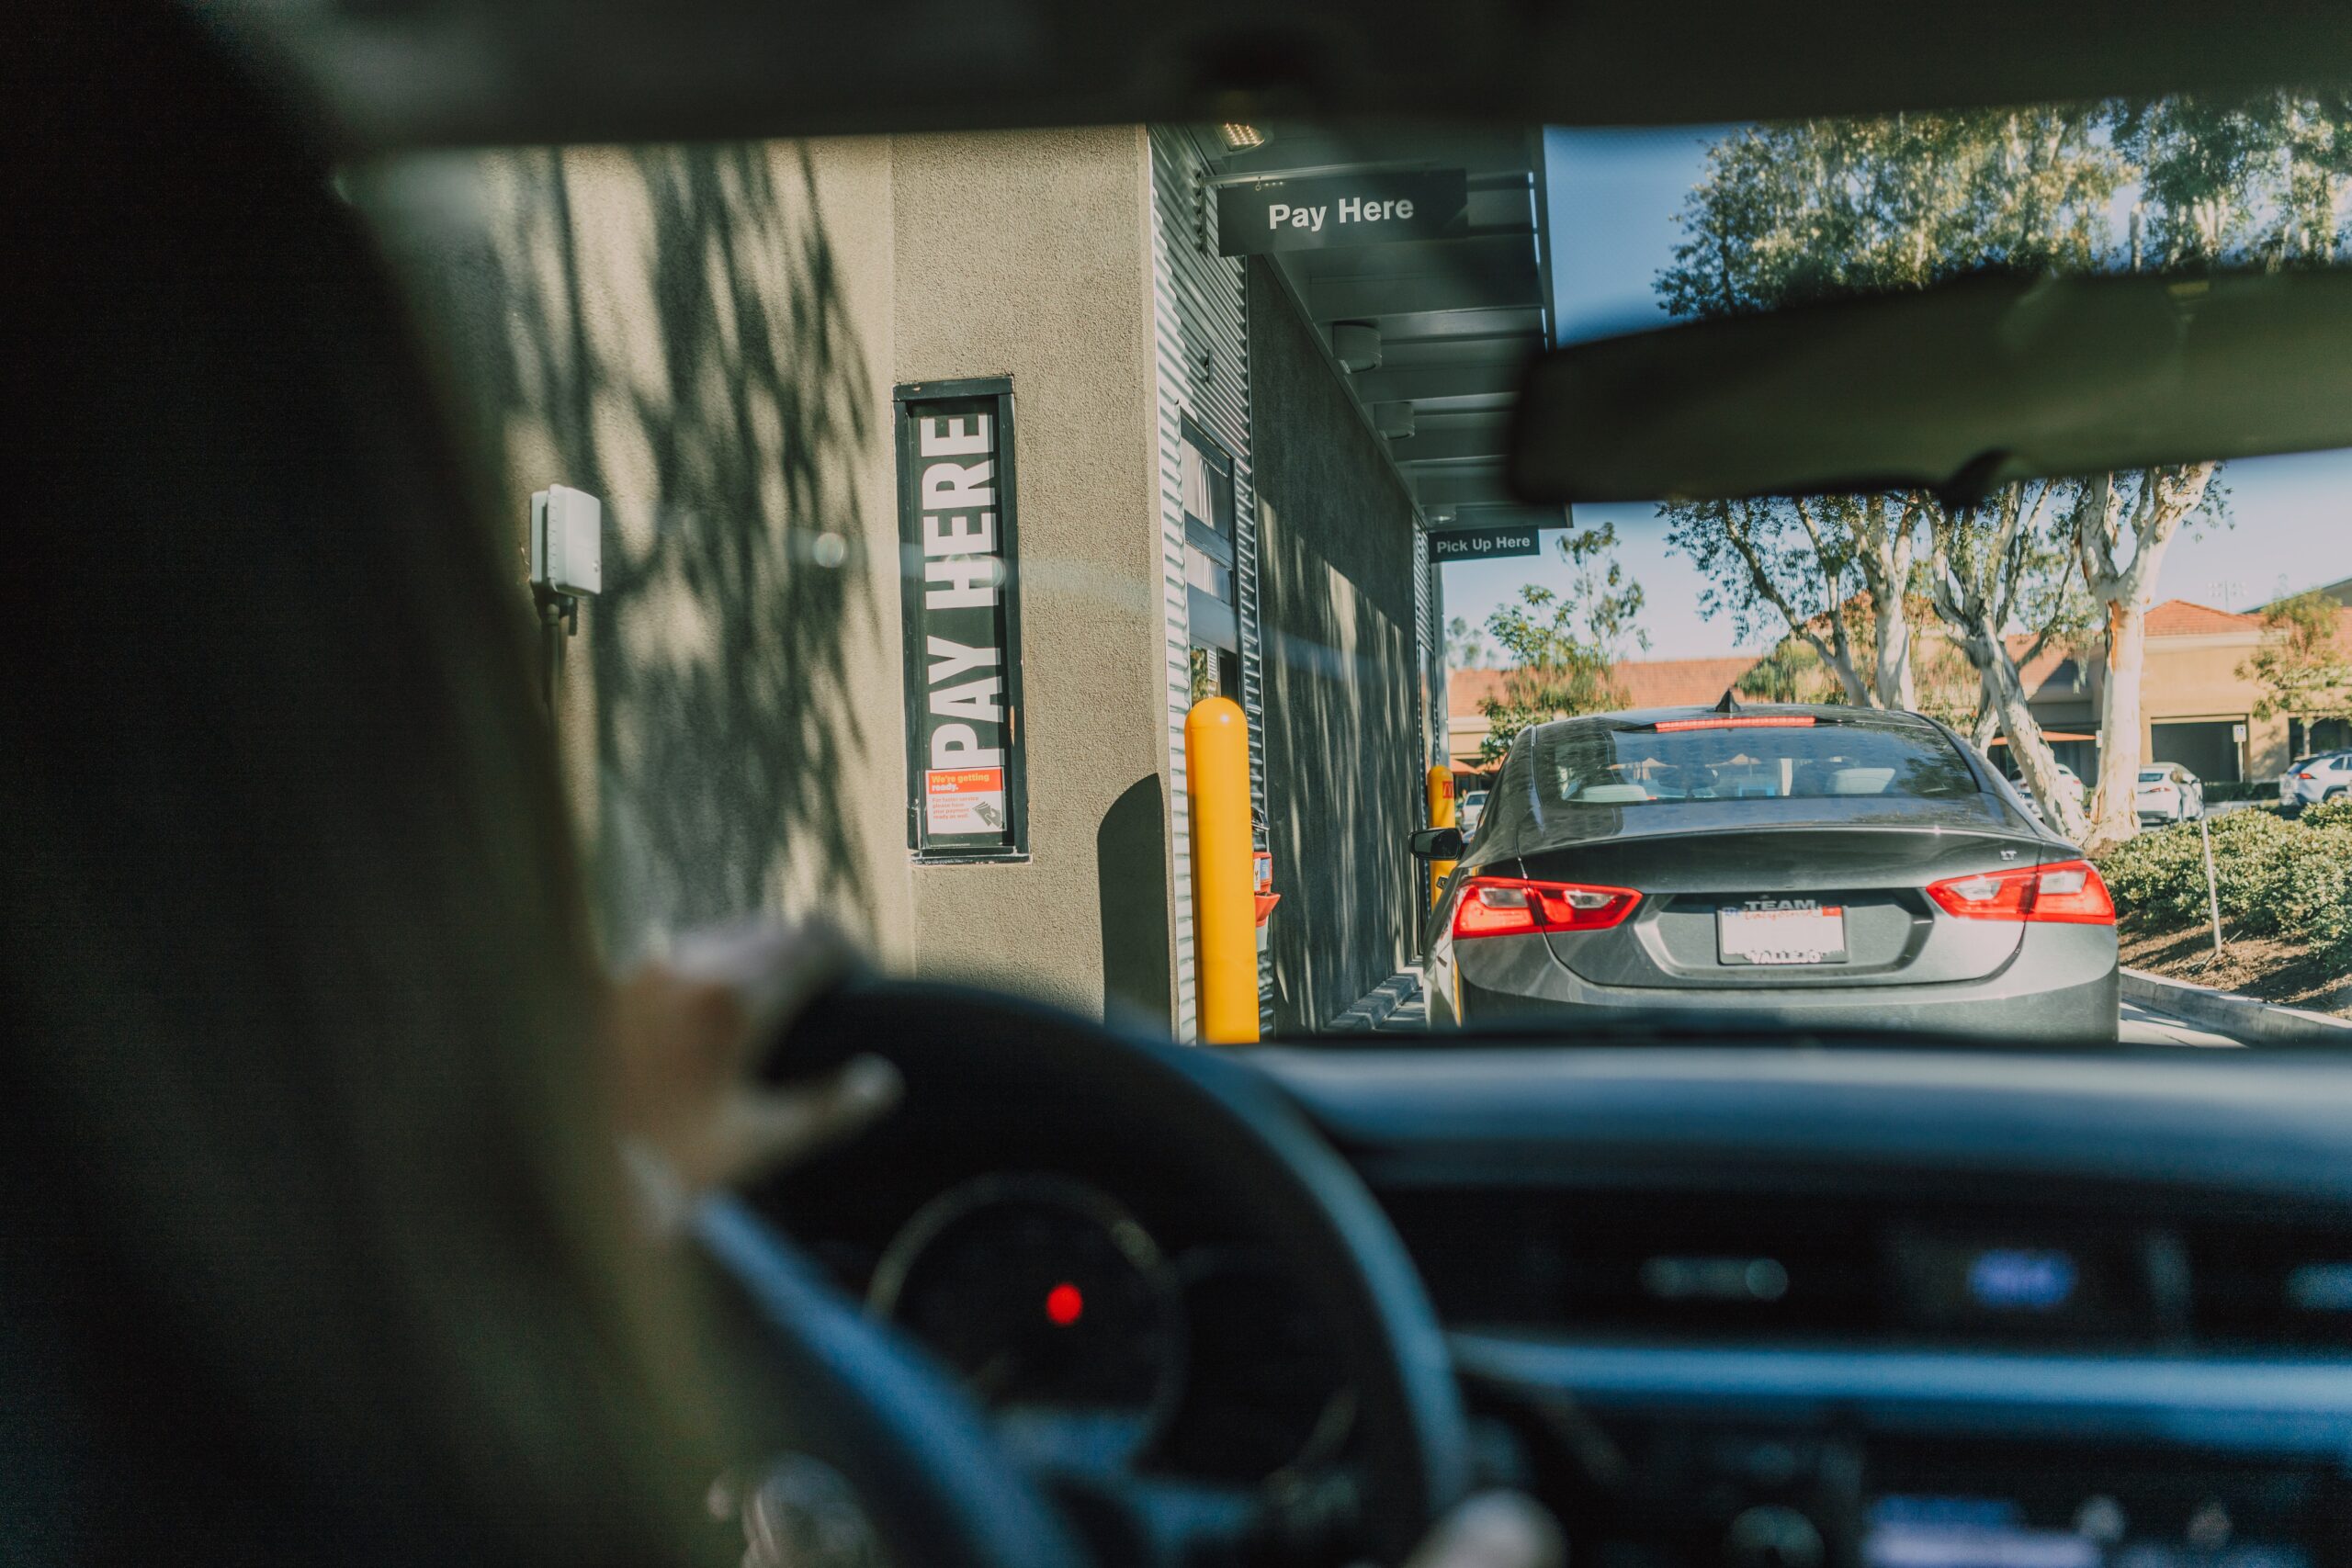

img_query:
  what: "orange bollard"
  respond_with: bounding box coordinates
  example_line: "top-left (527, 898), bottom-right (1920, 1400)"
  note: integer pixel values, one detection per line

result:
top-left (1186, 697), bottom-right (1259, 1043)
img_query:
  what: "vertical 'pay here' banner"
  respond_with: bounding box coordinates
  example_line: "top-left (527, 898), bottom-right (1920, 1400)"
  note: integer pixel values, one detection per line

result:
top-left (894, 378), bottom-right (1027, 860)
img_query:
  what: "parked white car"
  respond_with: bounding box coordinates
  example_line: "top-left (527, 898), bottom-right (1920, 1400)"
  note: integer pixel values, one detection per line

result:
top-left (1457, 788), bottom-right (1487, 834)
top-left (2134, 762), bottom-right (2204, 824)
top-left (2009, 761), bottom-right (2088, 826)
top-left (2281, 751), bottom-right (2352, 809)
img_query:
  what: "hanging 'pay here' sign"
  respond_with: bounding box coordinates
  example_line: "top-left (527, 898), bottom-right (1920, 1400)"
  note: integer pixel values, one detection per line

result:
top-left (1216, 169), bottom-right (1469, 256)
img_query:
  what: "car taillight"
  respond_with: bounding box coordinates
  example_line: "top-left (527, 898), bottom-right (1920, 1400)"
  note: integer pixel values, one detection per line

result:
top-left (1453, 875), bottom-right (1641, 939)
top-left (1926, 860), bottom-right (2114, 925)
top-left (2299, 772), bottom-right (2317, 781)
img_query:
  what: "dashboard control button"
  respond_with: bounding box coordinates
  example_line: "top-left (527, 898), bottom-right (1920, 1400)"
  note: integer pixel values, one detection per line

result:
top-left (1724, 1505), bottom-right (1825, 1568)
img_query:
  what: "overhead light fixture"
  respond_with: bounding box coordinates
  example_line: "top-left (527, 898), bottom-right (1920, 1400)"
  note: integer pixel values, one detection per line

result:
top-left (1331, 322), bottom-right (1382, 373)
top-left (1217, 123), bottom-right (1266, 152)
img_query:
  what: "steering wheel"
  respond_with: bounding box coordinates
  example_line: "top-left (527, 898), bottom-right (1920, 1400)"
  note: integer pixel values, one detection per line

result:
top-left (691, 979), bottom-right (1472, 1568)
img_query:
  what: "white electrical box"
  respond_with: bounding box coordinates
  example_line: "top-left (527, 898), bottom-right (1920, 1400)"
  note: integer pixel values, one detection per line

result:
top-left (531, 484), bottom-right (603, 597)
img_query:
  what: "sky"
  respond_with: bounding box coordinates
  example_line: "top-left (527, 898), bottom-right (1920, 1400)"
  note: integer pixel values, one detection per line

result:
top-left (1439, 126), bottom-right (2352, 663)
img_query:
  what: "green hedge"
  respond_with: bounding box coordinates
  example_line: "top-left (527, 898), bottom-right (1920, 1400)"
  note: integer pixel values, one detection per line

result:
top-left (2097, 807), bottom-right (2352, 953)
top-left (2301, 799), bottom-right (2352, 830)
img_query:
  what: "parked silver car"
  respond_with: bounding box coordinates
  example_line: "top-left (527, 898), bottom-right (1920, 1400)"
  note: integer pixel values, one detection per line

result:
top-left (2281, 751), bottom-right (2352, 810)
top-left (2134, 762), bottom-right (2204, 823)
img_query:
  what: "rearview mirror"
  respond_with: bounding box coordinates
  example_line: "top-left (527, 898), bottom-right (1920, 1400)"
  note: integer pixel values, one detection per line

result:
top-left (1508, 267), bottom-right (2352, 503)
top-left (1409, 827), bottom-right (1465, 860)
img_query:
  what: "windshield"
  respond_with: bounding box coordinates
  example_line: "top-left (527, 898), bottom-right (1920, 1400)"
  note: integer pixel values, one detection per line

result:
top-left (345, 97), bottom-right (2352, 1044)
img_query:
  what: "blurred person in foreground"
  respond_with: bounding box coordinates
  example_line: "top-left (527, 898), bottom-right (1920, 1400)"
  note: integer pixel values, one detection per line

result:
top-left (0, 9), bottom-right (1558, 1568)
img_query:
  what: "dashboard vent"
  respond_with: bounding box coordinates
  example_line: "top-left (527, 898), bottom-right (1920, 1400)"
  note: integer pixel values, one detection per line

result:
top-left (1383, 1190), bottom-right (1883, 1339)
top-left (1383, 1186), bottom-right (2352, 1349)
top-left (2183, 1219), bottom-right (2352, 1349)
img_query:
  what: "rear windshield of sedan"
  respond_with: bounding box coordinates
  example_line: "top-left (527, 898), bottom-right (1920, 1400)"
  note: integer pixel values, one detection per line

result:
top-left (1534, 718), bottom-right (1979, 805)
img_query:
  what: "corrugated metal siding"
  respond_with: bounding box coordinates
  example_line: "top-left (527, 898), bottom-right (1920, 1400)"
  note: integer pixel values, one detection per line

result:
top-left (1413, 525), bottom-right (1431, 769)
top-left (1148, 125), bottom-right (1266, 1040)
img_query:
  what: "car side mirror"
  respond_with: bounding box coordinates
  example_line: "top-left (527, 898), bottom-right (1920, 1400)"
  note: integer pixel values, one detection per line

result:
top-left (1409, 827), bottom-right (1465, 860)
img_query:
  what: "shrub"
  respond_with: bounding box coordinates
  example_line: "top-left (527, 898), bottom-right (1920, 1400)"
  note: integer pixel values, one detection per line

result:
top-left (2097, 809), bottom-right (2352, 953)
top-left (2301, 798), bottom-right (2352, 831)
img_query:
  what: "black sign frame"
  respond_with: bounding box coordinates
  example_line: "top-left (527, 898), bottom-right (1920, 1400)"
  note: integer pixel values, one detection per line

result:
top-left (895, 377), bottom-right (1028, 863)
top-left (1216, 169), bottom-right (1469, 256)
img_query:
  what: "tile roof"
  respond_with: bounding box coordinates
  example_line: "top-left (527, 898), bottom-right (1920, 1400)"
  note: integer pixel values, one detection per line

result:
top-left (1447, 667), bottom-right (1509, 717)
top-left (1450, 655), bottom-right (1762, 717)
top-left (1450, 596), bottom-right (2294, 723)
top-left (1611, 654), bottom-right (1768, 709)
top-left (2143, 599), bottom-right (2262, 637)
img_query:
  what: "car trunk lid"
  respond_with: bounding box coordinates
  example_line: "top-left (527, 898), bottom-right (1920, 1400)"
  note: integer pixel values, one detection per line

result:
top-left (1516, 818), bottom-right (2050, 990)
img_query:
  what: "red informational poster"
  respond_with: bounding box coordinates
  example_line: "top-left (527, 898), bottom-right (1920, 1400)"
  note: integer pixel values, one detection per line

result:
top-left (925, 766), bottom-right (1008, 836)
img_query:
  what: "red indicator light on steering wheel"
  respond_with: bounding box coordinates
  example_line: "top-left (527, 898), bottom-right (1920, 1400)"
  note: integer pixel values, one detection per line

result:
top-left (1045, 1281), bottom-right (1084, 1325)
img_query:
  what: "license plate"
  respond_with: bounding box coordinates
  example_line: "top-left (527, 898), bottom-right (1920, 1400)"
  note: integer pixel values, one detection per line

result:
top-left (1717, 904), bottom-right (1848, 965)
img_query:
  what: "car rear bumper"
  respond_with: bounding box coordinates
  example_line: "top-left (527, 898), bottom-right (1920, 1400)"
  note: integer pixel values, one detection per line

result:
top-left (1442, 926), bottom-right (2120, 1043)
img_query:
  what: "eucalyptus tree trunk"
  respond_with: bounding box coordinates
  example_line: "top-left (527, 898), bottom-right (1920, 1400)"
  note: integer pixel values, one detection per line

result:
top-left (1858, 497), bottom-right (1920, 710)
top-left (1928, 498), bottom-right (2089, 840)
top-left (2074, 467), bottom-right (2215, 854)
top-left (1984, 644), bottom-right (2092, 842)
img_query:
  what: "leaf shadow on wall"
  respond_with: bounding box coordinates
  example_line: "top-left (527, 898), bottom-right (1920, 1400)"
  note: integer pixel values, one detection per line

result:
top-left (1258, 499), bottom-right (1422, 1033)
top-left (465, 142), bottom-right (883, 956)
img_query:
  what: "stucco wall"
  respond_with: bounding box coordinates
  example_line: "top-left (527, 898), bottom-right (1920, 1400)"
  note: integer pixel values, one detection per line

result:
top-left (2028, 629), bottom-right (2287, 780)
top-left (2143, 633), bottom-right (2281, 777)
top-left (1247, 261), bottom-right (1422, 1031)
top-left (361, 129), bottom-right (1187, 1016)
top-left (890, 129), bottom-right (1168, 1017)
top-left (356, 141), bottom-right (919, 964)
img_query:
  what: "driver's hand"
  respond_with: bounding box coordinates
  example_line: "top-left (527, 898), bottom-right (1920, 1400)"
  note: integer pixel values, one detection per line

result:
top-left (1385, 1493), bottom-right (1566, 1568)
top-left (608, 918), bottom-right (900, 1204)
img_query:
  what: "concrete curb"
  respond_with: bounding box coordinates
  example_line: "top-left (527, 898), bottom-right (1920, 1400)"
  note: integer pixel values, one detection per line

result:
top-left (2120, 966), bottom-right (2352, 1044)
top-left (1328, 971), bottom-right (1420, 1033)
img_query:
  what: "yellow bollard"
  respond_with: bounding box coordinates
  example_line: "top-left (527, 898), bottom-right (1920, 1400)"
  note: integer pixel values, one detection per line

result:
top-left (1426, 764), bottom-right (1457, 908)
top-left (1186, 696), bottom-right (1260, 1043)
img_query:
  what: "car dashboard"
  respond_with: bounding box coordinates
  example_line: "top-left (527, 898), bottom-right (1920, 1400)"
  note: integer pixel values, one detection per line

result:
top-left (762, 1041), bottom-right (2352, 1568)
top-left (1257, 1045), bottom-right (2352, 1568)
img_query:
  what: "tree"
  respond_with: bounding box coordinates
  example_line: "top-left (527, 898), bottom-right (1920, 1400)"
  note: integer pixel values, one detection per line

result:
top-left (1476, 525), bottom-right (1646, 762)
top-left (2244, 590), bottom-right (2352, 728)
top-left (1671, 495), bottom-right (1914, 708)
top-left (2066, 96), bottom-right (2293, 849)
top-left (1660, 108), bottom-right (2124, 727)
top-left (1927, 479), bottom-right (2098, 838)
top-left (1657, 100), bottom-right (2344, 843)
top-left (1445, 615), bottom-right (1488, 669)
top-left (2069, 468), bottom-right (2224, 847)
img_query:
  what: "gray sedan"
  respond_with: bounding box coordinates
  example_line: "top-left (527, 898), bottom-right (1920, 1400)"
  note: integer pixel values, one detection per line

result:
top-left (1411, 705), bottom-right (2119, 1042)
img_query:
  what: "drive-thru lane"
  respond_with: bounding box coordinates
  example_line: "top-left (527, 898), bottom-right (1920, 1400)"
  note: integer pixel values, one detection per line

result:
top-left (2119, 1000), bottom-right (2242, 1047)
